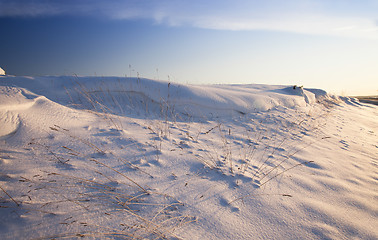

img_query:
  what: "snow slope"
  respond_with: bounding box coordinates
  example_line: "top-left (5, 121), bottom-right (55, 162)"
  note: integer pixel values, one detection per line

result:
top-left (0, 75), bottom-right (377, 239)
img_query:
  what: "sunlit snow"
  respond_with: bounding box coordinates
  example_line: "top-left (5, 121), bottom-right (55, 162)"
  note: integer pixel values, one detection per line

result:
top-left (0, 75), bottom-right (377, 239)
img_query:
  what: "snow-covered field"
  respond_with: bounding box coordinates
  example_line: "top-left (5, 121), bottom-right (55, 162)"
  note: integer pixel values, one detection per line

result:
top-left (0, 75), bottom-right (377, 239)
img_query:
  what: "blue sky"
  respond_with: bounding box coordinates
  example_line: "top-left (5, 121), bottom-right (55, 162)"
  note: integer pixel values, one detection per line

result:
top-left (0, 0), bottom-right (377, 95)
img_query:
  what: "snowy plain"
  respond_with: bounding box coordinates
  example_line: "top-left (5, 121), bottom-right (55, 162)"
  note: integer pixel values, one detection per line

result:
top-left (0, 75), bottom-right (377, 239)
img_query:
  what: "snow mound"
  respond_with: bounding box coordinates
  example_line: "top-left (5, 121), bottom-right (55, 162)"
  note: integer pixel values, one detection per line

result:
top-left (0, 76), bottom-right (335, 119)
top-left (0, 67), bottom-right (4, 75)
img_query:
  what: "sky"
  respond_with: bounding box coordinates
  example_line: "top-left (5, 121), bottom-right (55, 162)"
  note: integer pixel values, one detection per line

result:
top-left (0, 0), bottom-right (377, 96)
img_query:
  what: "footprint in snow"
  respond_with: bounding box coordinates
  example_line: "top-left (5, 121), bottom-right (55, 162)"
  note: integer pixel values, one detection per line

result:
top-left (219, 197), bottom-right (239, 212)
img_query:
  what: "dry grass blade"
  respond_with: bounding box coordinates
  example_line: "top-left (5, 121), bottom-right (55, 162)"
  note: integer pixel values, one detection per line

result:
top-left (229, 160), bottom-right (315, 205)
top-left (88, 157), bottom-right (148, 193)
top-left (31, 230), bottom-right (137, 240)
top-left (0, 184), bottom-right (20, 206)
top-left (228, 193), bottom-right (293, 205)
top-left (259, 160), bottom-right (315, 188)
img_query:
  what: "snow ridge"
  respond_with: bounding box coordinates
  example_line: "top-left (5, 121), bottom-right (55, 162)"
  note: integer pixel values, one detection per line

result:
top-left (0, 75), bottom-right (336, 119)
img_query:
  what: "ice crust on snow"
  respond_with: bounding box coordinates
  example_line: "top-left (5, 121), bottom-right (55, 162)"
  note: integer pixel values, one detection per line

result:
top-left (0, 75), bottom-right (377, 240)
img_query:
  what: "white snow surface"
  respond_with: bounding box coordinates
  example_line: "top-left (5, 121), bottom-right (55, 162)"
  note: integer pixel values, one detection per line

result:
top-left (0, 67), bottom-right (5, 75)
top-left (0, 75), bottom-right (377, 239)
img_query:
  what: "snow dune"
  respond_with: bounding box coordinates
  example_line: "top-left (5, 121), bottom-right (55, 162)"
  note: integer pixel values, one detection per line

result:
top-left (0, 75), bottom-right (377, 239)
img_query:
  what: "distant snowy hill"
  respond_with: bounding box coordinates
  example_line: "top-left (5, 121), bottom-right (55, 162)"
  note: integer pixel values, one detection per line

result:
top-left (0, 75), bottom-right (377, 239)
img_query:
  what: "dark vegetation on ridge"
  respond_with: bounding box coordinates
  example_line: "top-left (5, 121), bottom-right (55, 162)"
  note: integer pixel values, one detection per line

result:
top-left (354, 96), bottom-right (378, 106)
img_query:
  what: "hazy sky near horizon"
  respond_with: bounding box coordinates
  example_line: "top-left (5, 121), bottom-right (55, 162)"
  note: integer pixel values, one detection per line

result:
top-left (0, 0), bottom-right (377, 96)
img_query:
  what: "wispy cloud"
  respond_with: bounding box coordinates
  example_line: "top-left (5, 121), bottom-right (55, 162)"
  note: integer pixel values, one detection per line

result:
top-left (1, 0), bottom-right (377, 39)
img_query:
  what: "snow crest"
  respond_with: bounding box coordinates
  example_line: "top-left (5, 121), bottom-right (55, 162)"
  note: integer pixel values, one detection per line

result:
top-left (0, 76), bottom-right (332, 119)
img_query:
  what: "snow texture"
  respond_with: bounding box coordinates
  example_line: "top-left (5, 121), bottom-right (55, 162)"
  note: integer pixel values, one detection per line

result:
top-left (0, 75), bottom-right (377, 239)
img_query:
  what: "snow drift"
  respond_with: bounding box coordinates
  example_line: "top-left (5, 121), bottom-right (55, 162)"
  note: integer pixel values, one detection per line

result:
top-left (0, 75), bottom-right (335, 120)
top-left (0, 75), bottom-right (377, 240)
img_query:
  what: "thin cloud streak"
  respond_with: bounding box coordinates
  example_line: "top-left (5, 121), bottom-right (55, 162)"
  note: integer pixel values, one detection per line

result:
top-left (0, 0), bottom-right (377, 39)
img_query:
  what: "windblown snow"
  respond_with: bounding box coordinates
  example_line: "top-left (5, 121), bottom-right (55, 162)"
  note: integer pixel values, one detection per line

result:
top-left (0, 75), bottom-right (377, 239)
